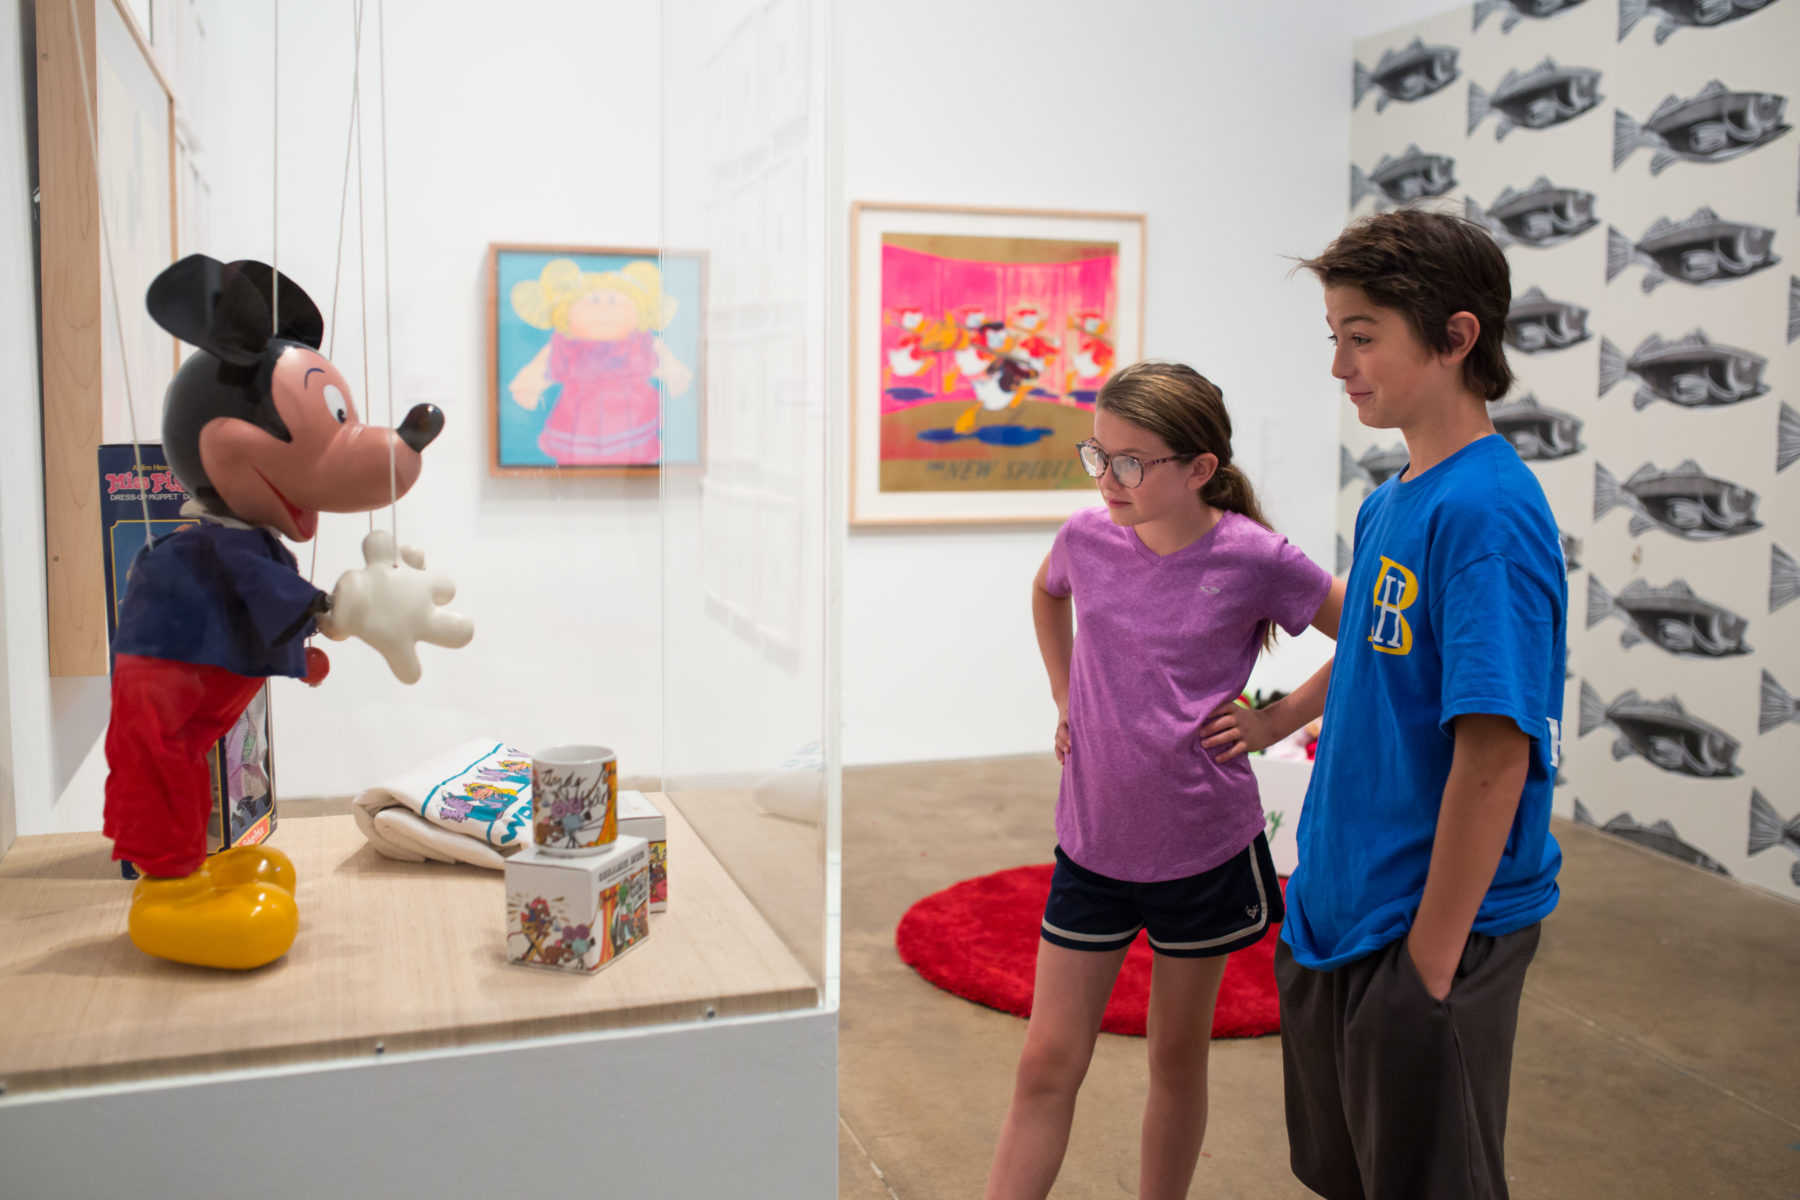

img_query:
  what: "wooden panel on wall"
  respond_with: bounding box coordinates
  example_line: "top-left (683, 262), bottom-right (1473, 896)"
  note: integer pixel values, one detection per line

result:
top-left (35, 0), bottom-right (179, 678)
top-left (36, 0), bottom-right (106, 677)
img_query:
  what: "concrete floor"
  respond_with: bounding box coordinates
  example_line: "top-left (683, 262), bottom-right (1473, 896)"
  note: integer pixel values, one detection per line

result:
top-left (837, 755), bottom-right (1800, 1199)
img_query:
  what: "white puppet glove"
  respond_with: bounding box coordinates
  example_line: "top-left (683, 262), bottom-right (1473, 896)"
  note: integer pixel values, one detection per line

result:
top-left (316, 531), bottom-right (475, 684)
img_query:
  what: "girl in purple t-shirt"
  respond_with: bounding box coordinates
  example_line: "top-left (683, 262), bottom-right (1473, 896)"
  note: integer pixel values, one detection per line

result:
top-left (984, 361), bottom-right (1344, 1200)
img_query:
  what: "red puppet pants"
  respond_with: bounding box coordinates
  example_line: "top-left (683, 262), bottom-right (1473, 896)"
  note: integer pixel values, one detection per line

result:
top-left (103, 654), bottom-right (265, 879)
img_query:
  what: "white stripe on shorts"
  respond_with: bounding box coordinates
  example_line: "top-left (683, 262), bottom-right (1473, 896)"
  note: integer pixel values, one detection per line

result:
top-left (1041, 918), bottom-right (1142, 944)
top-left (1145, 843), bottom-right (1271, 952)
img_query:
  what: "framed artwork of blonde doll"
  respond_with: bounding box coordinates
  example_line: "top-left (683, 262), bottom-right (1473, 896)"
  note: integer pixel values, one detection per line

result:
top-left (487, 245), bottom-right (705, 475)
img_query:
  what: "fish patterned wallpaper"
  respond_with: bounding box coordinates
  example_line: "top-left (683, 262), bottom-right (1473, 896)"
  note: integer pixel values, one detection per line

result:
top-left (1345, 0), bottom-right (1800, 900)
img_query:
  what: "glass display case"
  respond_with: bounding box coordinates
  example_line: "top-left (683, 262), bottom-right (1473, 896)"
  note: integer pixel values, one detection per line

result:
top-left (0, 1), bottom-right (839, 1195)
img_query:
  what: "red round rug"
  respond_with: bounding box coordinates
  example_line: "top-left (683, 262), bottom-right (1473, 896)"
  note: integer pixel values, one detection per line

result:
top-left (896, 864), bottom-right (1286, 1038)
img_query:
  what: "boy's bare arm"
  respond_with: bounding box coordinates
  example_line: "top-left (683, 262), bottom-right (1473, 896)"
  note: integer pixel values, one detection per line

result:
top-left (1406, 713), bottom-right (1532, 1000)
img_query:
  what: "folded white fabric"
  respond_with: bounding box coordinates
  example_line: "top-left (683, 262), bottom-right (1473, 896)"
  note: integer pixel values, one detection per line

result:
top-left (353, 739), bottom-right (533, 869)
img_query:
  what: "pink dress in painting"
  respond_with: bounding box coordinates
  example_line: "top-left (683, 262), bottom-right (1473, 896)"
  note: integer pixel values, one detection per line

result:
top-left (537, 330), bottom-right (662, 465)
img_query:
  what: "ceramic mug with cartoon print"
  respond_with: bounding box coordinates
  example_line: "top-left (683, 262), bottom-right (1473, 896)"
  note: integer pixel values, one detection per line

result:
top-left (531, 744), bottom-right (619, 854)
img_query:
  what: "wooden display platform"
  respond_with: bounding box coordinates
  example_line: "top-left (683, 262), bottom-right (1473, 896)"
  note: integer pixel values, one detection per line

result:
top-left (0, 800), bottom-right (818, 1095)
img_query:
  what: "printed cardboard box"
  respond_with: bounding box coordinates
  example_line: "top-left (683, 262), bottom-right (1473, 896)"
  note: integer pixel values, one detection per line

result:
top-left (100, 445), bottom-right (276, 871)
top-left (505, 836), bottom-right (651, 973)
top-left (617, 790), bottom-right (668, 911)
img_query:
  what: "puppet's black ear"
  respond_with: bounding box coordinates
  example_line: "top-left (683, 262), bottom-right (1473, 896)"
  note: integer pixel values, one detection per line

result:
top-left (147, 255), bottom-right (325, 364)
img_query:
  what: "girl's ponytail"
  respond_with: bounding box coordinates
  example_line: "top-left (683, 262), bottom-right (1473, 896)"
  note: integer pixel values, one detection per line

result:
top-left (1201, 461), bottom-right (1270, 532)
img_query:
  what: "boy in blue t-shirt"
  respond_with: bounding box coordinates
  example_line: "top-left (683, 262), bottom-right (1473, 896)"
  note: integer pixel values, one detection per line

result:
top-left (1202, 209), bottom-right (1565, 1198)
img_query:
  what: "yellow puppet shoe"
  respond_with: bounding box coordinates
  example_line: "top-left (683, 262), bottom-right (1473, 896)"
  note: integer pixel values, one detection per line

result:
top-left (128, 875), bottom-right (299, 970)
top-left (206, 844), bottom-right (298, 893)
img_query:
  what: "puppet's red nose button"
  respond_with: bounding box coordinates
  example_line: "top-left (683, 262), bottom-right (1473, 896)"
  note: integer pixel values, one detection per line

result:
top-left (303, 646), bottom-right (331, 687)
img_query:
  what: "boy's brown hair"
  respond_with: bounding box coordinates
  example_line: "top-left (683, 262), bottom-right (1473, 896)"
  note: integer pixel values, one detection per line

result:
top-left (1296, 209), bottom-right (1515, 402)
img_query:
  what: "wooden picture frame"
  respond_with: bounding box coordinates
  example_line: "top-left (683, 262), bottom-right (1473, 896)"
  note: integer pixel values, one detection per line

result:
top-left (486, 243), bottom-right (707, 477)
top-left (850, 202), bottom-right (1146, 526)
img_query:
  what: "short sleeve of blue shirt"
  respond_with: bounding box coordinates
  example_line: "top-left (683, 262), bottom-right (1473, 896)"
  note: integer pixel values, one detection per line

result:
top-left (1436, 553), bottom-right (1559, 742)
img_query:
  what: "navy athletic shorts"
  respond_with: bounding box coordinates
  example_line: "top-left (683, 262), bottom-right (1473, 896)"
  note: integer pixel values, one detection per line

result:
top-left (1040, 833), bottom-right (1282, 958)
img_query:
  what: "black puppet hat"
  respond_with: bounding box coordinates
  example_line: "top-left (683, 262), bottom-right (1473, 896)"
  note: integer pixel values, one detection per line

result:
top-left (145, 255), bottom-right (324, 503)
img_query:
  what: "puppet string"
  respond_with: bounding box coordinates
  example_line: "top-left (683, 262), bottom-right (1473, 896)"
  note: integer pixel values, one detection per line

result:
top-left (326, 0), bottom-right (364, 360)
top-left (378, 0), bottom-right (398, 563)
top-left (354, 36), bottom-right (372, 468)
top-left (272, 0), bottom-right (278, 336)
top-left (66, 0), bottom-right (153, 533)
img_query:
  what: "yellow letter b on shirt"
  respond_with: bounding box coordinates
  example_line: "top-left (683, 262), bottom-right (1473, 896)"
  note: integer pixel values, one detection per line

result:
top-left (1368, 556), bottom-right (1418, 655)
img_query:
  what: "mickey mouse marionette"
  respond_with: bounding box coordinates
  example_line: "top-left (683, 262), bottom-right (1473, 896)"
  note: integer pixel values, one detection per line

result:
top-left (104, 254), bottom-right (474, 970)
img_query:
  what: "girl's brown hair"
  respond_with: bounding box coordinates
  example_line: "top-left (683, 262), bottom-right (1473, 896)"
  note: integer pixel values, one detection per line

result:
top-left (1295, 208), bottom-right (1514, 402)
top-left (1096, 360), bottom-right (1281, 650)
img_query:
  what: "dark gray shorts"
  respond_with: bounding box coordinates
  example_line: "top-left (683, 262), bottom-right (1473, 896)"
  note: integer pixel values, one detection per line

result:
top-left (1274, 923), bottom-right (1541, 1200)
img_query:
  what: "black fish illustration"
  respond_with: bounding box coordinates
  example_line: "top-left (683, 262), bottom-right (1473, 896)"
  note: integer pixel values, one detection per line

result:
top-left (1779, 403), bottom-right (1799, 472)
top-left (1466, 178), bottom-right (1599, 248)
top-left (1605, 208), bottom-right (1779, 292)
top-left (1774, 544), bottom-right (1799, 612)
top-left (1505, 288), bottom-right (1591, 354)
top-left (1340, 443), bottom-right (1409, 491)
top-left (1594, 460), bottom-right (1763, 539)
top-left (1762, 670), bottom-right (1800, 734)
top-left (1789, 275), bottom-right (1799, 342)
top-left (1620, 0), bottom-right (1788, 44)
top-left (1475, 0), bottom-right (1590, 30)
top-left (1578, 680), bottom-right (1742, 778)
top-left (1469, 60), bottom-right (1604, 139)
top-left (1615, 81), bottom-right (1792, 173)
top-left (1561, 529), bottom-right (1582, 571)
top-left (1573, 799), bottom-right (1730, 875)
top-left (1335, 533), bottom-right (1353, 576)
top-left (1586, 575), bottom-right (1750, 657)
top-left (1354, 39), bottom-right (1460, 112)
top-left (1492, 393), bottom-right (1584, 460)
top-left (1748, 790), bottom-right (1800, 885)
top-left (1598, 330), bottom-right (1767, 410)
top-left (1351, 145), bottom-right (1457, 210)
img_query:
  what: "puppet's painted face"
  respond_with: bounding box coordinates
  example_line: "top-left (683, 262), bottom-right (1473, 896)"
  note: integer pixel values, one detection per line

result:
top-left (565, 289), bottom-right (638, 341)
top-left (196, 346), bottom-right (441, 541)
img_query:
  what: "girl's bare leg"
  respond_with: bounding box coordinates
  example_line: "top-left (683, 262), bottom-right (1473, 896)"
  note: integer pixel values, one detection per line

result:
top-left (1139, 952), bottom-right (1228, 1200)
top-left (982, 941), bottom-right (1129, 1200)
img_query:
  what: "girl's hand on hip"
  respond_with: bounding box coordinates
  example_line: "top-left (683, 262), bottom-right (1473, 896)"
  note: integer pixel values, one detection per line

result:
top-left (1054, 704), bottom-right (1072, 764)
top-left (1199, 699), bottom-right (1276, 763)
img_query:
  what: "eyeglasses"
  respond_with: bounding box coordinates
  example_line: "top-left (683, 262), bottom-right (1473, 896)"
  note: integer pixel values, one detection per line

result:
top-left (1076, 440), bottom-right (1189, 489)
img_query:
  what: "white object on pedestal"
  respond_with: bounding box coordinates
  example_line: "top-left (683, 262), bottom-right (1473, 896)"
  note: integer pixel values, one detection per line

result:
top-left (1251, 756), bottom-right (1312, 878)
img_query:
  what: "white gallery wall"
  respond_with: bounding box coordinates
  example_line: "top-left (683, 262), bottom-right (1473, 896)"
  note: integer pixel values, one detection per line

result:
top-left (1, 0), bottom-right (1473, 835)
top-left (838, 0), bottom-right (1471, 765)
top-left (0, 0), bottom-right (40, 854)
top-left (7, 0), bottom-right (674, 835)
top-left (199, 0), bottom-right (678, 802)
